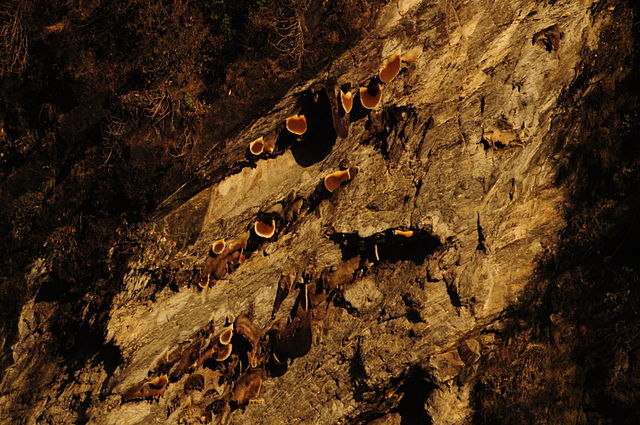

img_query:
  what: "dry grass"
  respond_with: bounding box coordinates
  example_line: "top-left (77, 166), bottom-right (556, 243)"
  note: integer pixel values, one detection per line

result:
top-left (0, 3), bottom-right (28, 76)
top-left (250, 0), bottom-right (311, 72)
top-left (115, 90), bottom-right (176, 127)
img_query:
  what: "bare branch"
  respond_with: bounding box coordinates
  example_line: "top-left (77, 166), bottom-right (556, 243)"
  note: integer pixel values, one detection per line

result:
top-left (0, 4), bottom-right (28, 76)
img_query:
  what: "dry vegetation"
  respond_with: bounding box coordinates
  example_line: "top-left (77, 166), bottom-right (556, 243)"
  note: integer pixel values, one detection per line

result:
top-left (0, 3), bottom-right (28, 75)
top-left (2, 1), bottom-right (636, 423)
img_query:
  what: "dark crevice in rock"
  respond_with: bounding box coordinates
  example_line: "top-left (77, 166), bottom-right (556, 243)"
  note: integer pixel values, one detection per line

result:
top-left (73, 391), bottom-right (93, 425)
top-left (475, 213), bottom-right (487, 252)
top-left (290, 86), bottom-right (337, 167)
top-left (332, 293), bottom-right (361, 317)
top-left (43, 287), bottom-right (125, 378)
top-left (444, 280), bottom-right (462, 309)
top-left (95, 341), bottom-right (124, 377)
top-left (402, 293), bottom-right (425, 324)
top-left (363, 106), bottom-right (417, 159)
top-left (394, 367), bottom-right (435, 425)
top-left (264, 337), bottom-right (288, 378)
top-left (508, 177), bottom-right (515, 201)
top-left (35, 275), bottom-right (70, 304)
top-left (329, 228), bottom-right (442, 265)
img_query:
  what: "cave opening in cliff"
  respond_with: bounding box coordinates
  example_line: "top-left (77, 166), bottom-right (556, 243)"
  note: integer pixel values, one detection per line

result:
top-left (395, 367), bottom-right (435, 425)
top-left (288, 87), bottom-right (337, 167)
top-left (329, 228), bottom-right (442, 265)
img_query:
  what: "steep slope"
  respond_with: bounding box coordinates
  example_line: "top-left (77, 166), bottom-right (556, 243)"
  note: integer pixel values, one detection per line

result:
top-left (1, 0), bottom-right (638, 424)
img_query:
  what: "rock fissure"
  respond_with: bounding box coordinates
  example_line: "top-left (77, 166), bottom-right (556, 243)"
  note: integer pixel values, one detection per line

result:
top-left (2, 0), bottom-right (638, 424)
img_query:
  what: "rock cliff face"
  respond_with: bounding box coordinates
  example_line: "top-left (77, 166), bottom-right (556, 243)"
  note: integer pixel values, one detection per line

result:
top-left (1, 0), bottom-right (638, 424)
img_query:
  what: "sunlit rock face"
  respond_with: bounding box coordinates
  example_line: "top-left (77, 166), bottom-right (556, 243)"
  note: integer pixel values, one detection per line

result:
top-left (1, 0), bottom-right (637, 424)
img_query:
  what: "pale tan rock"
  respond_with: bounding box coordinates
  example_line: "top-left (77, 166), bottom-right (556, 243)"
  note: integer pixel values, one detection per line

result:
top-left (458, 338), bottom-right (481, 365)
top-left (0, 0), bottom-right (630, 424)
top-left (429, 350), bottom-right (466, 382)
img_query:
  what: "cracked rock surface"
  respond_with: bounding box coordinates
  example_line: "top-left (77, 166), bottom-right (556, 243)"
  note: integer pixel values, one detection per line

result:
top-left (1, 0), bottom-right (638, 424)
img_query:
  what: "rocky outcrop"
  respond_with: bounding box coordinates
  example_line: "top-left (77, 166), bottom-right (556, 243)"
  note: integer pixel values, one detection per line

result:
top-left (1, 0), bottom-right (638, 424)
